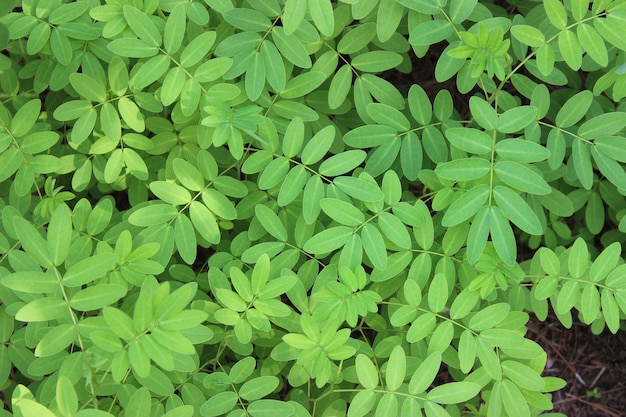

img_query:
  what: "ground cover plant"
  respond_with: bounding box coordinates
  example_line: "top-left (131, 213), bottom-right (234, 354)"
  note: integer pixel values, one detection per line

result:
top-left (1, 0), bottom-right (626, 416)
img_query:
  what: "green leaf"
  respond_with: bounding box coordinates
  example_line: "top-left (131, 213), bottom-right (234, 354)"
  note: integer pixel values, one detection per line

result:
top-left (70, 284), bottom-right (127, 311)
top-left (445, 128), bottom-right (492, 155)
top-left (1, 272), bottom-right (58, 293)
top-left (11, 99), bottom-right (41, 137)
top-left (123, 5), bottom-right (161, 46)
top-left (344, 125), bottom-right (397, 148)
top-left (283, 0), bottom-right (307, 35)
top-left (47, 204), bottom-right (72, 266)
top-left (239, 376), bottom-right (279, 400)
top-left (15, 297), bottom-right (67, 322)
top-left (400, 132), bottom-right (422, 181)
top-left (255, 204), bottom-right (288, 241)
top-left (308, 0), bottom-right (334, 37)
top-left (283, 117), bottom-right (304, 158)
top-left (577, 23), bottom-right (608, 66)
top-left (334, 176), bottom-right (384, 202)
top-left (572, 140), bottom-right (593, 189)
top-left (164, 5), bottom-right (185, 54)
top-left (590, 242), bottom-right (621, 282)
top-left (441, 184), bottom-right (489, 227)
top-left (304, 226), bottom-right (353, 254)
top-left (328, 64), bottom-right (352, 109)
top-left (301, 125), bottom-right (335, 165)
top-left (126, 387), bottom-right (151, 417)
top-left (161, 67), bottom-right (186, 106)
top-left (173, 158), bottom-right (205, 191)
top-left (410, 20), bottom-right (453, 46)
top-left (578, 113), bottom-right (626, 139)
top-left (489, 206), bottom-right (517, 265)
top-left (568, 237), bottom-right (588, 278)
top-left (16, 399), bottom-right (57, 417)
top-left (103, 307), bottom-right (136, 341)
top-left (338, 22), bottom-right (376, 54)
top-left (13, 217), bottom-right (52, 268)
top-left (200, 391), bottom-right (239, 417)
top-left (56, 376), bottom-right (78, 417)
top-left (319, 150), bottom-right (367, 176)
top-left (427, 382), bottom-right (480, 404)
top-left (435, 158), bottom-right (490, 181)
top-left (272, 27), bottom-right (311, 68)
top-left (558, 29), bottom-right (582, 70)
top-left (386, 346), bottom-right (406, 391)
top-left (361, 224), bottom-right (387, 270)
top-left (469, 302), bottom-right (510, 331)
top-left (128, 204), bottom-right (178, 227)
top-left (544, 0), bottom-right (567, 30)
top-left (246, 52), bottom-right (266, 101)
top-left (150, 181), bottom-right (192, 206)
top-left (449, 0), bottom-right (477, 23)
top-left (134, 55), bottom-right (170, 90)
top-left (493, 186), bottom-right (542, 235)
top-left (366, 103), bottom-right (410, 131)
top-left (458, 330), bottom-right (476, 373)
top-left (356, 354), bottom-right (379, 389)
top-left (53, 100), bottom-right (92, 122)
top-left (320, 198), bottom-right (365, 226)
top-left (408, 84), bottom-right (432, 125)
top-left (500, 380), bottom-right (530, 417)
top-left (189, 201), bottom-right (221, 244)
top-left (428, 273), bottom-right (448, 313)
top-left (409, 352), bottom-right (441, 394)
top-left (202, 189), bottom-right (237, 220)
top-left (351, 51), bottom-right (404, 73)
top-left (35, 324), bottom-right (76, 357)
top-left (497, 106), bottom-right (537, 133)
top-left (469, 96), bottom-right (497, 130)
top-left (555, 90), bottom-right (592, 128)
top-left (494, 139), bottom-right (550, 163)
top-left (510, 25), bottom-right (545, 47)
top-left (494, 161), bottom-right (551, 195)
top-left (502, 361), bottom-right (545, 391)
top-left (247, 400), bottom-right (295, 417)
top-left (223, 8), bottom-right (271, 32)
top-left (107, 38), bottom-right (158, 58)
top-left (348, 390), bottom-right (377, 417)
top-left (118, 97), bottom-right (144, 132)
top-left (601, 289), bottom-right (620, 333)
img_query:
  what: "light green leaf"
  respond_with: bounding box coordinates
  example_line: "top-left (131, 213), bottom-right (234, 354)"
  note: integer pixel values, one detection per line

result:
top-left (409, 351), bottom-right (441, 394)
top-left (489, 206), bottom-right (517, 265)
top-left (568, 237), bottom-right (588, 278)
top-left (385, 346), bottom-right (406, 391)
top-left (351, 51), bottom-right (404, 73)
top-left (248, 400), bottom-right (295, 417)
top-left (15, 297), bottom-right (67, 322)
top-left (410, 20), bottom-right (453, 46)
top-left (35, 324), bottom-right (76, 357)
top-left (544, 0), bottom-right (567, 30)
top-left (223, 8), bottom-right (271, 32)
top-left (408, 84), bottom-right (432, 125)
top-left (150, 181), bottom-right (192, 206)
top-left (11, 99), bottom-right (41, 137)
top-left (123, 5), bottom-right (161, 46)
top-left (427, 382), bottom-right (480, 404)
top-left (13, 217), bottom-right (52, 268)
top-left (428, 273), bottom-right (448, 313)
top-left (577, 23), bottom-right (608, 66)
top-left (255, 204), bottom-right (288, 241)
top-left (494, 161), bottom-right (551, 195)
top-left (200, 391), bottom-right (239, 417)
top-left (493, 186), bottom-right (543, 235)
top-left (469, 302), bottom-right (510, 331)
top-left (558, 29), bottom-right (582, 70)
top-left (494, 139), bottom-right (550, 163)
top-left (189, 201), bottom-right (220, 244)
top-left (500, 380), bottom-right (530, 417)
top-left (555, 90), bottom-right (592, 128)
top-left (435, 158), bottom-right (490, 181)
top-left (510, 25), bottom-right (545, 47)
top-left (334, 176), bottom-right (384, 203)
top-left (319, 150), bottom-right (367, 177)
top-left (308, 0), bottom-right (334, 37)
top-left (445, 127), bottom-right (492, 155)
top-left (164, 5), bottom-right (185, 54)
top-left (56, 376), bottom-right (78, 417)
top-left (107, 38), bottom-right (158, 58)
top-left (441, 185), bottom-right (489, 227)
top-left (304, 226), bottom-right (353, 254)
top-left (128, 204), bottom-right (178, 227)
top-left (497, 106), bottom-right (537, 133)
top-left (47, 204), bottom-right (72, 266)
top-left (356, 354), bottom-right (379, 389)
top-left (70, 284), bottom-right (127, 311)
top-left (301, 125), bottom-right (335, 165)
top-left (361, 223), bottom-right (387, 270)
top-left (320, 198), bottom-right (365, 226)
top-left (239, 376), bottom-right (279, 401)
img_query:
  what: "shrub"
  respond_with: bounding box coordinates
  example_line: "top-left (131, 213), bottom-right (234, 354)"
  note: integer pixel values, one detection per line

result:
top-left (1, 1), bottom-right (625, 416)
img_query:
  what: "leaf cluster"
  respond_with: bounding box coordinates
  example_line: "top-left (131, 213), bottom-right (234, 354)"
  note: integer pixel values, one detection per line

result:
top-left (1, 1), bottom-right (626, 417)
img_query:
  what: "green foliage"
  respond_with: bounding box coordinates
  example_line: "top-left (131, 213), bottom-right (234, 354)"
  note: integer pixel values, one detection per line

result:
top-left (1, 1), bottom-right (626, 417)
